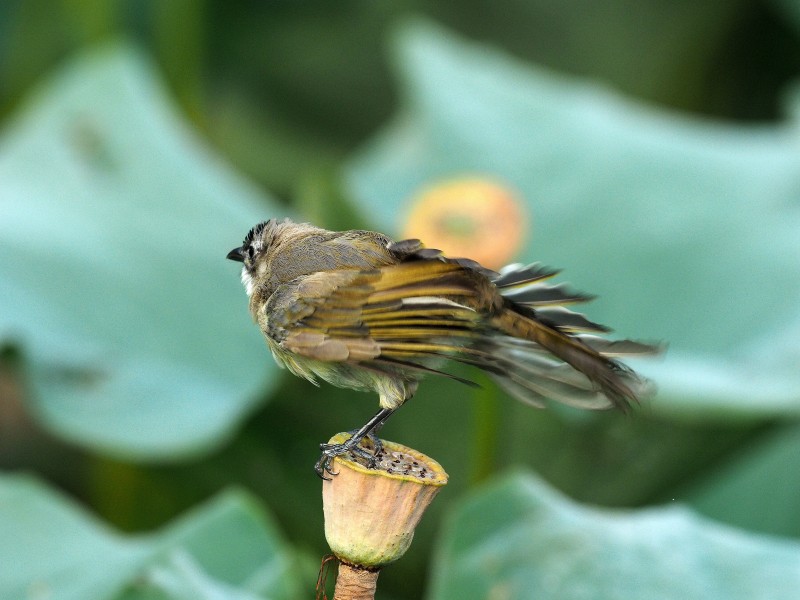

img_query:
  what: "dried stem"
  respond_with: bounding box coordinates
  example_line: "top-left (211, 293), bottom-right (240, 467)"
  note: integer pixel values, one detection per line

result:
top-left (333, 562), bottom-right (379, 600)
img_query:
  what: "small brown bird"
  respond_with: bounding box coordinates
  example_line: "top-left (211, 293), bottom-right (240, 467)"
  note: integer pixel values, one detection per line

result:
top-left (228, 219), bottom-right (655, 477)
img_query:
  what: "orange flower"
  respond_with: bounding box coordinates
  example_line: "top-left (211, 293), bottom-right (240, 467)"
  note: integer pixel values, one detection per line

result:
top-left (402, 177), bottom-right (527, 269)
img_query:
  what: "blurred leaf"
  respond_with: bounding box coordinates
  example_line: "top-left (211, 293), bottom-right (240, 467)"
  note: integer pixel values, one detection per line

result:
top-left (118, 552), bottom-right (270, 600)
top-left (426, 0), bottom-right (752, 115)
top-left (429, 472), bottom-right (800, 600)
top-left (683, 424), bottom-right (800, 538)
top-left (0, 473), bottom-right (150, 599)
top-left (215, 3), bottom-right (398, 146)
top-left (769, 0), bottom-right (800, 35)
top-left (344, 20), bottom-right (800, 421)
top-left (0, 473), bottom-right (298, 600)
top-left (0, 43), bottom-right (281, 459)
top-left (205, 89), bottom-right (342, 200)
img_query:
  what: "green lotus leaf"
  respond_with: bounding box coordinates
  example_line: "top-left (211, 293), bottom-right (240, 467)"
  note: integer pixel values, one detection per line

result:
top-left (685, 424), bottom-right (800, 538)
top-left (345, 21), bottom-right (800, 420)
top-left (0, 473), bottom-right (298, 600)
top-left (429, 472), bottom-right (800, 599)
top-left (0, 44), bottom-right (280, 459)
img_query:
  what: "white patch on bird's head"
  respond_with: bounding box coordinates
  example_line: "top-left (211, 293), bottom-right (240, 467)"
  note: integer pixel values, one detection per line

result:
top-left (235, 219), bottom-right (278, 297)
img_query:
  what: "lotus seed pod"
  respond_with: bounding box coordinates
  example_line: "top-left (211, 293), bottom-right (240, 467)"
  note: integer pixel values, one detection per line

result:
top-left (322, 433), bottom-right (448, 568)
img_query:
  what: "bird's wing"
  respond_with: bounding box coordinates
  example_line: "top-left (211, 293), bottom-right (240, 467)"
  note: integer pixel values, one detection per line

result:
top-left (262, 260), bottom-right (488, 372)
top-left (262, 256), bottom-right (658, 409)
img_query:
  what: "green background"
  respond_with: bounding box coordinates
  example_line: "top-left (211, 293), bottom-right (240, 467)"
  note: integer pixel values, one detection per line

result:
top-left (2, 2), bottom-right (799, 599)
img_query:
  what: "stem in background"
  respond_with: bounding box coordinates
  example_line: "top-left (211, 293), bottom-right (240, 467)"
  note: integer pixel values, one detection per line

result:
top-left (470, 373), bottom-right (500, 485)
top-left (151, 0), bottom-right (207, 126)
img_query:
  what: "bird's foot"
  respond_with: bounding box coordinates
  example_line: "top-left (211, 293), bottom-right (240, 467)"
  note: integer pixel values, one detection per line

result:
top-left (315, 433), bottom-right (382, 480)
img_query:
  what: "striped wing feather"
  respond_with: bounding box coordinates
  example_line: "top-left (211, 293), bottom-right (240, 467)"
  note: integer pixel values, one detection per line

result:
top-left (279, 261), bottom-right (485, 368)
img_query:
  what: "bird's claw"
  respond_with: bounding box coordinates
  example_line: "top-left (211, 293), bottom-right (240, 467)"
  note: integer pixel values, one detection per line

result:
top-left (314, 453), bottom-right (337, 481)
top-left (314, 436), bottom-right (380, 480)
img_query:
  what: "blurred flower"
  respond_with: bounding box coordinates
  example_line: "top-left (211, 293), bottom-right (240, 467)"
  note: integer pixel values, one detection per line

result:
top-left (401, 177), bottom-right (527, 269)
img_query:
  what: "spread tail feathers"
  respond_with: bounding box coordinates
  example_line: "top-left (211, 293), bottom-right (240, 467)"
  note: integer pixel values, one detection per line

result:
top-left (488, 306), bottom-right (655, 411)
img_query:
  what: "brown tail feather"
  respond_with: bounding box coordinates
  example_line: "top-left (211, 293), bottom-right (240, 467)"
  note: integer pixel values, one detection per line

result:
top-left (490, 304), bottom-right (645, 411)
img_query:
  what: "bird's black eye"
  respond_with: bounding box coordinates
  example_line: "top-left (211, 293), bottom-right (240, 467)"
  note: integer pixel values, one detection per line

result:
top-left (246, 245), bottom-right (255, 259)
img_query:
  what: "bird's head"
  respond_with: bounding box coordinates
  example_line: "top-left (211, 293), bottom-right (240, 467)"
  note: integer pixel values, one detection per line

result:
top-left (227, 219), bottom-right (284, 297)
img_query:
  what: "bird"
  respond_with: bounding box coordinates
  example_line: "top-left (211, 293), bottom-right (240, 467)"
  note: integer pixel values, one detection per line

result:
top-left (227, 218), bottom-right (656, 477)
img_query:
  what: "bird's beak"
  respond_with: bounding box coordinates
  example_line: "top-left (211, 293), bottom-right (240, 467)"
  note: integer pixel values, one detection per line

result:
top-left (226, 247), bottom-right (245, 262)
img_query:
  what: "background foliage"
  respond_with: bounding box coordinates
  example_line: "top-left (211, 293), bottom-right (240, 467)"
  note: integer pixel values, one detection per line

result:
top-left (2, 2), bottom-right (800, 599)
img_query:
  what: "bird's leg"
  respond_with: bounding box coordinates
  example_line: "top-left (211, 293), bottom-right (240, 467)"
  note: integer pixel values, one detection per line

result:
top-left (364, 408), bottom-right (397, 455)
top-left (316, 407), bottom-right (396, 479)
